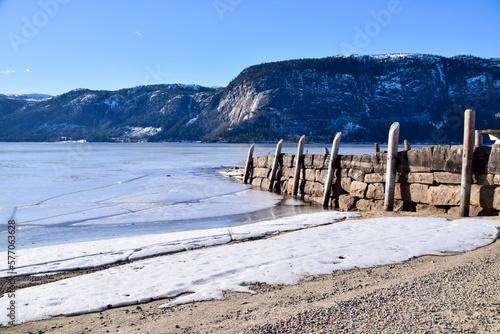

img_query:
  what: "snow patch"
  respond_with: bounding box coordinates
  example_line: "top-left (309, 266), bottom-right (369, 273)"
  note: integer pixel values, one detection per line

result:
top-left (68, 94), bottom-right (97, 107)
top-left (381, 77), bottom-right (402, 91)
top-left (122, 126), bottom-right (162, 138)
top-left (429, 120), bottom-right (445, 129)
top-left (6, 94), bottom-right (53, 101)
top-left (435, 62), bottom-right (446, 85)
top-left (372, 53), bottom-right (420, 60)
top-left (342, 122), bottom-right (364, 136)
top-left (467, 74), bottom-right (488, 87)
top-left (168, 84), bottom-right (202, 91)
top-left (148, 90), bottom-right (163, 100)
top-left (104, 96), bottom-right (123, 108)
top-left (186, 116), bottom-right (199, 126)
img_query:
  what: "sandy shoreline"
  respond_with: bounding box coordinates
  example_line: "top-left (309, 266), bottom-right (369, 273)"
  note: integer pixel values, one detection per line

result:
top-left (2, 214), bottom-right (499, 334)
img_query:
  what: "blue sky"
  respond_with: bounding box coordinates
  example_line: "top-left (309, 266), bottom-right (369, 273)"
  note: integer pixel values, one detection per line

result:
top-left (1, 0), bottom-right (499, 96)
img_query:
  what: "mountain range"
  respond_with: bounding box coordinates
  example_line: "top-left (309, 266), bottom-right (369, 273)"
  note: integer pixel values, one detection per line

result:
top-left (1, 54), bottom-right (499, 143)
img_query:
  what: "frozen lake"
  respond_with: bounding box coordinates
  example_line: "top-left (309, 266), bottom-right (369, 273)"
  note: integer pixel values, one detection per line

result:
top-left (0, 142), bottom-right (379, 249)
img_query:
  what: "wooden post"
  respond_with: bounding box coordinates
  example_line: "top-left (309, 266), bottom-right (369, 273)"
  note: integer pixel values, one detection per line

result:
top-left (292, 135), bottom-right (306, 198)
top-left (404, 139), bottom-right (411, 151)
top-left (460, 109), bottom-right (476, 217)
top-left (384, 122), bottom-right (400, 211)
top-left (268, 139), bottom-right (283, 192)
top-left (475, 130), bottom-right (482, 147)
top-left (322, 132), bottom-right (342, 207)
top-left (243, 144), bottom-right (255, 184)
top-left (374, 143), bottom-right (380, 153)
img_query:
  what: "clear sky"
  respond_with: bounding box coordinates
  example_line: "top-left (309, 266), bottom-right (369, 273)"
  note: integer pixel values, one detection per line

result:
top-left (1, 0), bottom-right (499, 96)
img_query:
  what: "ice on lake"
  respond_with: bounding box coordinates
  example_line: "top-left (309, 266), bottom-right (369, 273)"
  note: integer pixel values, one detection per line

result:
top-left (1, 142), bottom-right (355, 249)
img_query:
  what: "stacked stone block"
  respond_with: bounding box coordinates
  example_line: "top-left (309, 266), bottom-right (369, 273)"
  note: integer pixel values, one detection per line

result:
top-left (247, 145), bottom-right (500, 216)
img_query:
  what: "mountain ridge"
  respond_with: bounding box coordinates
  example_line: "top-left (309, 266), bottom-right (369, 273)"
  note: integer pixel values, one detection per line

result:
top-left (1, 54), bottom-right (499, 143)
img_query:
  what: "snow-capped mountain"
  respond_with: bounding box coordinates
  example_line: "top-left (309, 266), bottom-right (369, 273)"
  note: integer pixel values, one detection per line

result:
top-left (2, 93), bottom-right (53, 101)
top-left (0, 54), bottom-right (498, 143)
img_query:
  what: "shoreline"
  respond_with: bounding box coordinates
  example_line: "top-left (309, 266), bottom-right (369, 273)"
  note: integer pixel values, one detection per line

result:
top-left (2, 214), bottom-right (499, 333)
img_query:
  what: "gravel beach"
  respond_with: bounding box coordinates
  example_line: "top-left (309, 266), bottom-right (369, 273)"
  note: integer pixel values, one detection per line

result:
top-left (2, 215), bottom-right (499, 334)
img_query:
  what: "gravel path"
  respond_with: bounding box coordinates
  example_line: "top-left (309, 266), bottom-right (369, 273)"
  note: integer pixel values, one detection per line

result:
top-left (247, 256), bottom-right (500, 333)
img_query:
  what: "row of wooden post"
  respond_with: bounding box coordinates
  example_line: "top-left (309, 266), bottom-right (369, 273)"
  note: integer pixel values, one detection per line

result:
top-left (243, 109), bottom-right (476, 217)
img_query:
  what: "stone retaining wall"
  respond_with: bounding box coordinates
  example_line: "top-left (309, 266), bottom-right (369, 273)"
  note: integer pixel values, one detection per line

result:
top-left (247, 145), bottom-right (500, 216)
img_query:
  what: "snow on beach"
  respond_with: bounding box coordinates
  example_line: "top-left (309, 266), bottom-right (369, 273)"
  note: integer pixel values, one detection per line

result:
top-left (0, 211), bottom-right (358, 278)
top-left (1, 212), bottom-right (498, 325)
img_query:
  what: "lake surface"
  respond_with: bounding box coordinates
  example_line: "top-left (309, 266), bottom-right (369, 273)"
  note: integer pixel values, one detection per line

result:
top-left (0, 142), bottom-right (377, 249)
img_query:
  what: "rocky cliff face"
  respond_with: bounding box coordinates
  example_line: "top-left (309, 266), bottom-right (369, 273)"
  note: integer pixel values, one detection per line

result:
top-left (1, 54), bottom-right (499, 143)
top-left (206, 54), bottom-right (500, 143)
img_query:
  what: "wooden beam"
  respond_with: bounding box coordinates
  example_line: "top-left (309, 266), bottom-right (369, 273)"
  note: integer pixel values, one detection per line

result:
top-left (243, 144), bottom-right (255, 184)
top-left (268, 139), bottom-right (284, 192)
top-left (460, 109), bottom-right (476, 217)
top-left (292, 135), bottom-right (306, 198)
top-left (475, 130), bottom-right (482, 147)
top-left (322, 132), bottom-right (342, 207)
top-left (404, 139), bottom-right (411, 151)
top-left (384, 122), bottom-right (400, 211)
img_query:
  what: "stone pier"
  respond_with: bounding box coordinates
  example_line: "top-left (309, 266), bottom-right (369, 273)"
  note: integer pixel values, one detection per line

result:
top-left (245, 145), bottom-right (500, 216)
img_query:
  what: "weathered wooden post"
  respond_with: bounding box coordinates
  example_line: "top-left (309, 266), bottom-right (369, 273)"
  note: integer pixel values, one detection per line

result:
top-left (384, 122), bottom-right (400, 211)
top-left (404, 139), bottom-right (411, 151)
top-left (460, 109), bottom-right (476, 217)
top-left (268, 139), bottom-right (284, 192)
top-left (243, 144), bottom-right (255, 184)
top-left (292, 135), bottom-right (306, 198)
top-left (475, 130), bottom-right (483, 147)
top-left (322, 132), bottom-right (342, 207)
